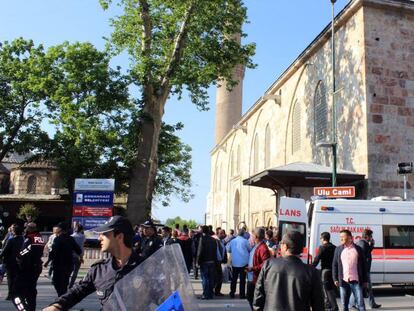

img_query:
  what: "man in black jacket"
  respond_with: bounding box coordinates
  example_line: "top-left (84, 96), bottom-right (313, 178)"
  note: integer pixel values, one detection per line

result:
top-left (13, 222), bottom-right (45, 311)
top-left (45, 222), bottom-right (82, 296)
top-left (357, 229), bottom-right (381, 309)
top-left (196, 225), bottom-right (218, 300)
top-left (312, 232), bottom-right (338, 311)
top-left (332, 229), bottom-right (368, 311)
top-left (0, 224), bottom-right (24, 300)
top-left (253, 231), bottom-right (323, 311)
top-left (43, 216), bottom-right (143, 311)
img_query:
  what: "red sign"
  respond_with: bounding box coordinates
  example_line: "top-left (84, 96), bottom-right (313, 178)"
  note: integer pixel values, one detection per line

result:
top-left (313, 186), bottom-right (355, 198)
top-left (72, 206), bottom-right (113, 217)
top-left (83, 207), bottom-right (112, 217)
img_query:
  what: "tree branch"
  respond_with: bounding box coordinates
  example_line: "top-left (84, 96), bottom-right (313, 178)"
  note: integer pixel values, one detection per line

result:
top-left (159, 1), bottom-right (196, 100)
top-left (138, 0), bottom-right (155, 106)
top-left (139, 0), bottom-right (152, 56)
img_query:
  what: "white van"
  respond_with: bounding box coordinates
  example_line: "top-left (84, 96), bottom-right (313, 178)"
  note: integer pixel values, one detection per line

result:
top-left (278, 197), bottom-right (414, 285)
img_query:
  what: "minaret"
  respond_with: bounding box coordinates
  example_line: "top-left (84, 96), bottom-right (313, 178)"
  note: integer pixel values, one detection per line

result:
top-left (215, 35), bottom-right (244, 144)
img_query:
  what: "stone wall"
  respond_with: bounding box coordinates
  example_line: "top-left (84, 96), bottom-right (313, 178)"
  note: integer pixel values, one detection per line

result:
top-left (208, 4), bottom-right (369, 230)
top-left (364, 4), bottom-right (414, 198)
top-left (11, 168), bottom-right (60, 195)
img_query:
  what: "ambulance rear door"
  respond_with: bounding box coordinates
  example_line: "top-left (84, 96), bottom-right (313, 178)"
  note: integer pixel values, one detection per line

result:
top-left (278, 197), bottom-right (308, 261)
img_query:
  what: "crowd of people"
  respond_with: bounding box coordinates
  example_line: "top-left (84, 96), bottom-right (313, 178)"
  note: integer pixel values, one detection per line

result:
top-left (0, 215), bottom-right (380, 311)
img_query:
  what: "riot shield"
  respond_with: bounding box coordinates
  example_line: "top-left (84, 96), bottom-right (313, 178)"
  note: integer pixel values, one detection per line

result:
top-left (106, 244), bottom-right (199, 311)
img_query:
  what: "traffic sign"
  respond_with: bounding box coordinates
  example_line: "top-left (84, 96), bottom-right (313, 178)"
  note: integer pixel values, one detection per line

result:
top-left (313, 186), bottom-right (355, 198)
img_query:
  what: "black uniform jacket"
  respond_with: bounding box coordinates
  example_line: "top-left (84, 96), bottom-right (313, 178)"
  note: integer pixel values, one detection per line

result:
top-left (139, 235), bottom-right (162, 260)
top-left (54, 251), bottom-right (143, 310)
top-left (253, 256), bottom-right (323, 311)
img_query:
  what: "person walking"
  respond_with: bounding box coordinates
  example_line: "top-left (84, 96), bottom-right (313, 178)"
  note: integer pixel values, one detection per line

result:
top-left (253, 231), bottom-right (323, 311)
top-left (42, 216), bottom-right (143, 311)
top-left (332, 229), bottom-right (368, 311)
top-left (357, 229), bottom-right (381, 309)
top-left (45, 222), bottom-right (82, 297)
top-left (213, 229), bottom-right (226, 296)
top-left (312, 232), bottom-right (338, 311)
top-left (12, 222), bottom-right (45, 311)
top-left (226, 228), bottom-right (251, 299)
top-left (178, 228), bottom-right (194, 274)
top-left (192, 226), bottom-right (203, 280)
top-left (196, 225), bottom-right (218, 300)
top-left (45, 226), bottom-right (59, 279)
top-left (0, 224), bottom-right (24, 301)
top-left (246, 227), bottom-right (270, 309)
top-left (69, 223), bottom-right (85, 288)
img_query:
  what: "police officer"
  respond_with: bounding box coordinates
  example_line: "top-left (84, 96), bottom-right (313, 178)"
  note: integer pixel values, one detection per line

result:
top-left (42, 216), bottom-right (143, 311)
top-left (13, 222), bottom-right (45, 311)
top-left (138, 220), bottom-right (162, 259)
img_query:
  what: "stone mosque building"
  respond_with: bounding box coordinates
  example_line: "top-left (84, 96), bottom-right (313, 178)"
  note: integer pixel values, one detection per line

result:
top-left (206, 0), bottom-right (414, 230)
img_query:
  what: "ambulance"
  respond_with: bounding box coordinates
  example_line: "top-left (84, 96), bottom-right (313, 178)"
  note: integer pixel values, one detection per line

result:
top-left (277, 197), bottom-right (414, 285)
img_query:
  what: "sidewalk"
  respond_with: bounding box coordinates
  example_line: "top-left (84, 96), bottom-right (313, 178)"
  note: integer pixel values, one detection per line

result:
top-left (0, 268), bottom-right (250, 310)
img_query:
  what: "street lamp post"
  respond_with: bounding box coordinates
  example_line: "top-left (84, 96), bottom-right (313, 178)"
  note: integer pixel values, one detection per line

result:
top-left (331, 0), bottom-right (338, 187)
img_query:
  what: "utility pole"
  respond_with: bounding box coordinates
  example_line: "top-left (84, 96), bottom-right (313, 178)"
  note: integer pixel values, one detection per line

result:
top-left (331, 0), bottom-right (338, 187)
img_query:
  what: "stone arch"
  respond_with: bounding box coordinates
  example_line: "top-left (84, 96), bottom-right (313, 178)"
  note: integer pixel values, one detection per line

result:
top-left (314, 80), bottom-right (328, 143)
top-left (284, 64), bottom-right (312, 164)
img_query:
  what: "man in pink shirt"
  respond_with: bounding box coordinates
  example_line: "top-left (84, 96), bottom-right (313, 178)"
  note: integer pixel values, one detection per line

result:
top-left (332, 230), bottom-right (368, 311)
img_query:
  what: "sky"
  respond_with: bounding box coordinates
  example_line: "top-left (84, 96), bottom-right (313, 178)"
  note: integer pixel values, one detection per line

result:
top-left (0, 0), bottom-right (349, 223)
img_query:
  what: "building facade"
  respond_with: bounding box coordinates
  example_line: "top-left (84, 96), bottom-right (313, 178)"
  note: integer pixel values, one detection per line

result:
top-left (207, 0), bottom-right (414, 231)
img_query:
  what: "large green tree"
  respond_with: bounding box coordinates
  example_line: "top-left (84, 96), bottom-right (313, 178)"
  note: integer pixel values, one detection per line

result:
top-left (0, 38), bottom-right (53, 161)
top-left (101, 0), bottom-right (255, 223)
top-left (43, 42), bottom-right (193, 205)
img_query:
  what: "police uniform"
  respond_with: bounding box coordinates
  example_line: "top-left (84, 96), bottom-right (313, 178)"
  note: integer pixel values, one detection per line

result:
top-left (139, 235), bottom-right (163, 259)
top-left (49, 216), bottom-right (143, 311)
top-left (13, 228), bottom-right (45, 311)
top-left (52, 251), bottom-right (142, 310)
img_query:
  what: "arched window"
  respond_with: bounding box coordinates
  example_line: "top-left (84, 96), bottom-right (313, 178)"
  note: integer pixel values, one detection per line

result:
top-left (27, 175), bottom-right (37, 194)
top-left (253, 134), bottom-right (259, 172)
top-left (264, 124), bottom-right (271, 168)
top-left (292, 100), bottom-right (301, 153)
top-left (314, 81), bottom-right (328, 143)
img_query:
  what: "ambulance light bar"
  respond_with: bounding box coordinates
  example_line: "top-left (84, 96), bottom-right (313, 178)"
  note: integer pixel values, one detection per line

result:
top-left (321, 206), bottom-right (334, 211)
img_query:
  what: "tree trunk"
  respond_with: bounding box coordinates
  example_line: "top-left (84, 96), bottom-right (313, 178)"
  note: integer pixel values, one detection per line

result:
top-left (126, 98), bottom-right (163, 225)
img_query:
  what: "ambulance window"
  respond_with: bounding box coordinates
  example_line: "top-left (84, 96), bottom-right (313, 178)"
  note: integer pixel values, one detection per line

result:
top-left (279, 221), bottom-right (306, 247)
top-left (384, 226), bottom-right (414, 248)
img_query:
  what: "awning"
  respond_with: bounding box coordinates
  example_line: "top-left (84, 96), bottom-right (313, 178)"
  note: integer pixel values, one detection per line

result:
top-left (243, 162), bottom-right (365, 194)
